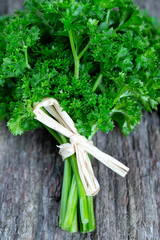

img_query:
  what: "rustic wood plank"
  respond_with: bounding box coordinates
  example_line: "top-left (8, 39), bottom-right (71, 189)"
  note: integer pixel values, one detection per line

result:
top-left (7, 0), bottom-right (24, 14)
top-left (0, 1), bottom-right (160, 240)
top-left (0, 0), bottom-right (8, 15)
top-left (0, 113), bottom-right (159, 240)
top-left (134, 0), bottom-right (160, 17)
top-left (94, 112), bottom-right (160, 240)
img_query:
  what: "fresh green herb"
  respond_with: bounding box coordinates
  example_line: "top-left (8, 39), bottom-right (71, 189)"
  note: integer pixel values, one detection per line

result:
top-left (0, 0), bottom-right (160, 233)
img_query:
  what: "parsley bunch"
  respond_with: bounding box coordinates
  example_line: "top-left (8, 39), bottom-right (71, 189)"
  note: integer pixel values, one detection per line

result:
top-left (0, 0), bottom-right (160, 233)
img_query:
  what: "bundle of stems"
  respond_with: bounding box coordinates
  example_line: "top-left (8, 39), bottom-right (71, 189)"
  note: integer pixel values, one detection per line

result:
top-left (45, 126), bottom-right (96, 233)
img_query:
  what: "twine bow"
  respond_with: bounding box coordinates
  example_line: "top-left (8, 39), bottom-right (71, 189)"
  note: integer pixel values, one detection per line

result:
top-left (33, 98), bottom-right (129, 196)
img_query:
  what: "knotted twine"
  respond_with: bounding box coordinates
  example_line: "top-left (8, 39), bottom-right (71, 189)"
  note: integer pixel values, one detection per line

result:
top-left (33, 98), bottom-right (129, 196)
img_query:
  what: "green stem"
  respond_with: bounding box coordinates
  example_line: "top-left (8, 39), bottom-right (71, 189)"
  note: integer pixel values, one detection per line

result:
top-left (70, 154), bottom-right (89, 224)
top-left (68, 30), bottom-right (77, 59)
top-left (59, 159), bottom-right (72, 227)
top-left (74, 57), bottom-right (80, 79)
top-left (86, 196), bottom-right (96, 231)
top-left (80, 222), bottom-right (88, 233)
top-left (69, 209), bottom-right (78, 233)
top-left (78, 41), bottom-right (90, 60)
top-left (88, 124), bottom-right (99, 141)
top-left (80, 153), bottom-right (96, 233)
top-left (79, 197), bottom-right (95, 233)
top-left (62, 175), bottom-right (78, 229)
top-left (23, 45), bottom-right (31, 69)
top-left (92, 73), bottom-right (103, 92)
top-left (112, 85), bottom-right (126, 106)
top-left (68, 30), bottom-right (79, 79)
top-left (44, 125), bottom-right (63, 144)
top-left (105, 10), bottom-right (111, 26)
top-left (42, 108), bottom-right (64, 144)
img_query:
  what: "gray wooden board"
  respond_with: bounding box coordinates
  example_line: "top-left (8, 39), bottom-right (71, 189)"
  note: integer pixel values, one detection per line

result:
top-left (0, 0), bottom-right (160, 239)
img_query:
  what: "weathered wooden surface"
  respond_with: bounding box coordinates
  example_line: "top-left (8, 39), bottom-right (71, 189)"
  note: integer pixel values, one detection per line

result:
top-left (0, 0), bottom-right (24, 15)
top-left (134, 0), bottom-right (160, 17)
top-left (0, 1), bottom-right (160, 240)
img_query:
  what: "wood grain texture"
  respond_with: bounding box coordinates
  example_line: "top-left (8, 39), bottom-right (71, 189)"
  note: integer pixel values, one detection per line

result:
top-left (0, 0), bottom-right (7, 15)
top-left (134, 0), bottom-right (160, 17)
top-left (0, 1), bottom-right (160, 240)
top-left (0, 0), bottom-right (24, 15)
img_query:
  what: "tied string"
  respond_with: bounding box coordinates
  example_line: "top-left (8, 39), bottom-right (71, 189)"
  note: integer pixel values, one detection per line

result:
top-left (33, 98), bottom-right (129, 196)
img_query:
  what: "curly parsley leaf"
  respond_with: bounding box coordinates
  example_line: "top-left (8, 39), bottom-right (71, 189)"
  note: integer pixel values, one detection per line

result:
top-left (0, 0), bottom-right (160, 137)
